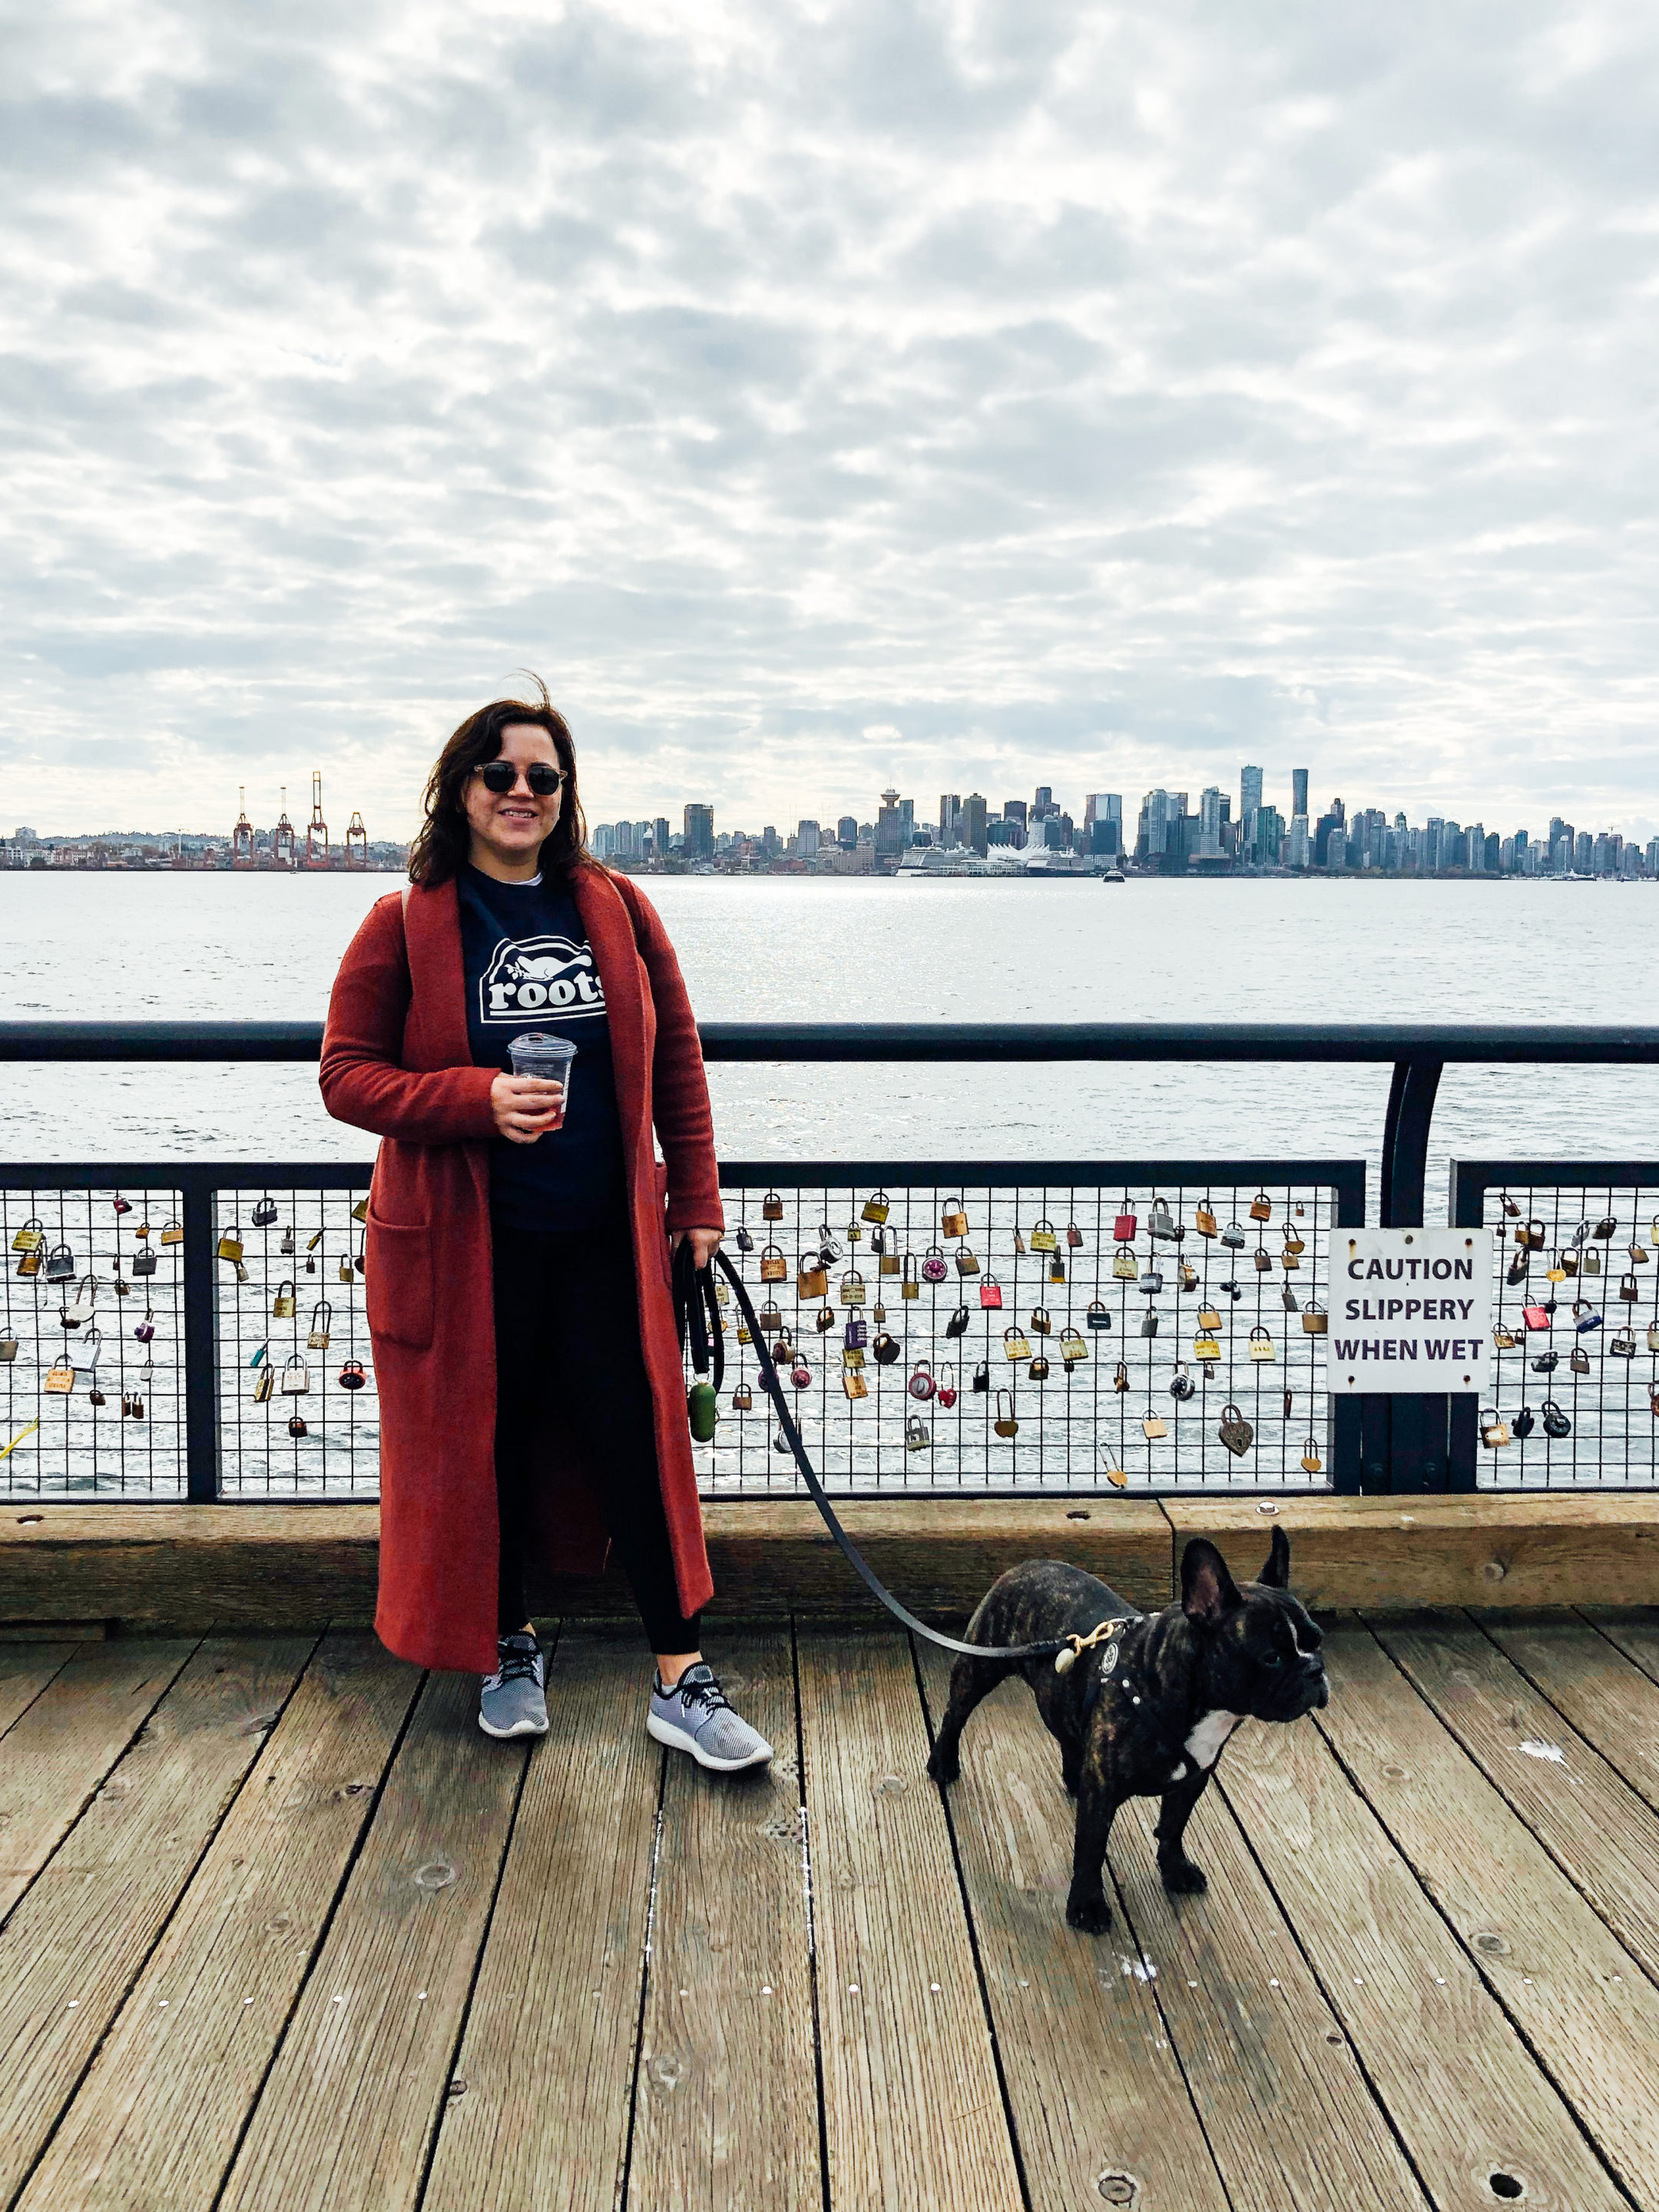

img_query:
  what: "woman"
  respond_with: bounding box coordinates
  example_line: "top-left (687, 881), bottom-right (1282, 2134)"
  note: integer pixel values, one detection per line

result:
top-left (319, 682), bottom-right (770, 1771)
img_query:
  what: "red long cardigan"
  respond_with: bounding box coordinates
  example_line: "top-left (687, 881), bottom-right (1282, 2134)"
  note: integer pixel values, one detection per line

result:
top-left (319, 863), bottom-right (723, 1674)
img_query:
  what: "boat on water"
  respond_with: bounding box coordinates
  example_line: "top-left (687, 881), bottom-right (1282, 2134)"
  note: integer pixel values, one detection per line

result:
top-left (1101, 867), bottom-right (1126, 882)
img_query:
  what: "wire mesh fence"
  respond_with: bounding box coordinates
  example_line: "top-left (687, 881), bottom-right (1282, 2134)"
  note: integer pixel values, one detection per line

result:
top-left (1458, 1164), bottom-right (1659, 1489)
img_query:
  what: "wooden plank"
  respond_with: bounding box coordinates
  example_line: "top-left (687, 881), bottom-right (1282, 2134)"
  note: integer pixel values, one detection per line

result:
top-left (1310, 1621), bottom-right (1659, 2209)
top-left (913, 1645), bottom-right (1230, 2212)
top-left (1493, 1612), bottom-right (1659, 1813)
top-left (0, 1639), bottom-right (78, 1737)
top-left (218, 1665), bottom-right (527, 2212)
top-left (1218, 1631), bottom-right (1628, 2212)
top-left (0, 1636), bottom-right (198, 1919)
top-left (628, 1630), bottom-right (818, 2211)
top-left (1368, 1608), bottom-right (1659, 1987)
top-left (798, 1630), bottom-right (1022, 2212)
top-left (18, 1632), bottom-right (418, 2212)
top-left (0, 1620), bottom-right (107, 1642)
top-left (1586, 1605), bottom-right (1659, 1690)
top-left (420, 1628), bottom-right (662, 2212)
top-left (0, 1634), bottom-right (317, 2205)
top-left (1164, 1492), bottom-right (1659, 1609)
top-left (1108, 1795), bottom-right (1428, 2211)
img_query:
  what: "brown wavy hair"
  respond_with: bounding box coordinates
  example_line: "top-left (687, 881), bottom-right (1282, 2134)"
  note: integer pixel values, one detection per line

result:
top-left (407, 677), bottom-right (591, 888)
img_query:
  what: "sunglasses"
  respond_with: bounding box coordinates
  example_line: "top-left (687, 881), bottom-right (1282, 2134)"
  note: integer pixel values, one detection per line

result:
top-left (475, 759), bottom-right (565, 796)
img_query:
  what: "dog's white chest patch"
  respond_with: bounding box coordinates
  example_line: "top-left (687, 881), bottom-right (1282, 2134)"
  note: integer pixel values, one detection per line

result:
top-left (1184, 1710), bottom-right (1244, 1770)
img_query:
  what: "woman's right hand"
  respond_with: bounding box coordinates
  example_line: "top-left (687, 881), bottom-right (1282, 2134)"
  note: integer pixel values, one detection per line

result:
top-left (490, 1072), bottom-right (565, 1144)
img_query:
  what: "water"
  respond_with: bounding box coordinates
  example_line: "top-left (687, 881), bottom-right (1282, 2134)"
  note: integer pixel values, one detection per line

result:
top-left (2, 872), bottom-right (1654, 1209)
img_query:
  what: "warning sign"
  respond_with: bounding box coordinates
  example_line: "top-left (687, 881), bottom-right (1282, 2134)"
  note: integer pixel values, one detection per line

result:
top-left (1325, 1229), bottom-right (1492, 1396)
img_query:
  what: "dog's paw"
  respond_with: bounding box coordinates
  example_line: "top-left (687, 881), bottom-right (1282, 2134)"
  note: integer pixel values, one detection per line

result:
top-left (926, 1744), bottom-right (960, 1786)
top-left (1158, 1855), bottom-right (1208, 1896)
top-left (1065, 1889), bottom-right (1114, 1935)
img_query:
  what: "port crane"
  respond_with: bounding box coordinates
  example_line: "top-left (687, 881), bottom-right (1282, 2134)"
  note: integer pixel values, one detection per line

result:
top-left (231, 787), bottom-right (253, 863)
top-left (306, 770), bottom-right (329, 866)
top-left (273, 790), bottom-right (296, 867)
top-left (346, 811), bottom-right (367, 866)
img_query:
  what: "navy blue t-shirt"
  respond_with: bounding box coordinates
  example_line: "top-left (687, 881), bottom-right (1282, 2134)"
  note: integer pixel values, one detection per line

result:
top-left (456, 863), bottom-right (628, 1229)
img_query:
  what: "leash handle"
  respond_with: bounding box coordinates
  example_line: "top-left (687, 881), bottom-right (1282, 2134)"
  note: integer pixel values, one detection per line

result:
top-left (713, 1247), bottom-right (1078, 1664)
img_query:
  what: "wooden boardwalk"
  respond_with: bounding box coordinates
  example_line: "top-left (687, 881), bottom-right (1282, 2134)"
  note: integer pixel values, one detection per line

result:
top-left (4, 1611), bottom-right (1659, 2211)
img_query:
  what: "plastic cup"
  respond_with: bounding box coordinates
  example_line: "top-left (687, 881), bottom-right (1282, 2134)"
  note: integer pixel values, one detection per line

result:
top-left (508, 1033), bottom-right (575, 1131)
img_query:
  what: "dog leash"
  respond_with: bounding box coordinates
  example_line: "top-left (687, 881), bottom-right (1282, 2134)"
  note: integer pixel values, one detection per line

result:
top-left (676, 1247), bottom-right (1129, 1669)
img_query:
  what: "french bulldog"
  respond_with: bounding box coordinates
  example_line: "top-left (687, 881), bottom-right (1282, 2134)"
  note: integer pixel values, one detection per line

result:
top-left (926, 1527), bottom-right (1328, 1933)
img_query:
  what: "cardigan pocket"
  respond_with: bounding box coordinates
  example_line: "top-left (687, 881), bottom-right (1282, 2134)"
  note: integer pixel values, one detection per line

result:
top-left (364, 1217), bottom-right (435, 1349)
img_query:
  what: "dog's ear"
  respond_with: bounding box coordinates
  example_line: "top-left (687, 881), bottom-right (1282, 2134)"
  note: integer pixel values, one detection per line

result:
top-left (1181, 1539), bottom-right (1243, 1625)
top-left (1258, 1523), bottom-right (1291, 1588)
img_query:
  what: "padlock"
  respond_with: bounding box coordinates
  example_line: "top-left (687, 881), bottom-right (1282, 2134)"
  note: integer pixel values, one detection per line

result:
top-left (280, 1353), bottom-right (310, 1395)
top-left (1029, 1306), bottom-right (1052, 1335)
top-left (942, 1198), bottom-right (969, 1239)
top-left (797, 1260), bottom-right (828, 1300)
top-left (1652, 1216), bottom-right (1659, 1249)
top-left (758, 1299), bottom-right (784, 1335)
top-left (1522, 1217), bottom-right (1546, 1250)
top-left (306, 1301), bottom-right (333, 1351)
top-left (921, 1246), bottom-right (949, 1284)
top-left (252, 1197), bottom-right (279, 1227)
top-left (840, 1268), bottom-right (866, 1306)
top-left (1581, 1249), bottom-right (1601, 1277)
top-left (873, 1330), bottom-right (901, 1365)
top-left (1100, 1445), bottom-right (1128, 1488)
top-left (113, 1270), bottom-right (130, 1298)
top-left (1138, 1267), bottom-right (1164, 1296)
top-left (287, 1412), bottom-right (309, 1438)
top-left (716, 1281), bottom-right (730, 1306)
top-left (1028, 1218), bottom-right (1057, 1254)
top-left (1003, 1326), bottom-right (1031, 1361)
top-left (901, 1254), bottom-right (920, 1300)
top-left (1218, 1279), bottom-right (1243, 1301)
top-left (1492, 1324), bottom-right (1516, 1350)
top-left (338, 1359), bottom-right (366, 1391)
top-left (1048, 1250), bottom-right (1066, 1283)
top-left (733, 1382), bottom-right (753, 1411)
top-left (992, 1392), bottom-right (1018, 1439)
top-left (61, 1274), bottom-right (98, 1329)
top-left (1218, 1404), bottom-right (1253, 1456)
top-left (1521, 1303), bottom-right (1550, 1331)
top-left (1573, 1300), bottom-right (1602, 1334)
top-left (1480, 1409), bottom-right (1511, 1448)
top-left (843, 1369), bottom-right (869, 1400)
top-left (10, 1217), bottom-right (43, 1253)
top-left (1608, 1330), bottom-right (1637, 1359)
top-left (1178, 1261), bottom-right (1197, 1292)
top-left (1570, 1344), bottom-right (1591, 1375)
top-left (1630, 1242), bottom-right (1651, 1267)
top-left (1221, 1221), bottom-right (1246, 1250)
top-left (263, 1271), bottom-right (294, 1314)
top-left (1248, 1326), bottom-right (1276, 1363)
top-left (280, 1227), bottom-right (296, 1257)
top-left (45, 1357), bottom-right (76, 1393)
top-left (253, 1366), bottom-right (275, 1403)
top-left (1195, 1203), bottom-right (1217, 1238)
top-left (979, 1276), bottom-right (1003, 1310)
top-left (1282, 1287), bottom-right (1300, 1313)
top-left (954, 1243), bottom-right (981, 1276)
top-left (1085, 1299), bottom-right (1112, 1330)
top-left (869, 1227), bottom-right (889, 1256)
top-left (937, 1365), bottom-right (959, 1408)
top-left (904, 1412), bottom-right (931, 1452)
top-left (843, 1344), bottom-right (866, 1371)
top-left (1060, 1326), bottom-right (1088, 1366)
top-left (762, 1190), bottom-right (785, 1222)
top-left (1112, 1243), bottom-right (1139, 1281)
top-left (1140, 1310), bottom-right (1159, 1338)
top-left (818, 1228), bottom-right (842, 1264)
top-left (1012, 1227), bottom-right (1027, 1256)
top-left (217, 1224), bottom-right (244, 1263)
top-left (1301, 1300), bottom-right (1328, 1336)
top-left (1253, 1247), bottom-right (1273, 1274)
top-left (1592, 1214), bottom-right (1617, 1240)
top-left (1532, 1349), bottom-right (1559, 1372)
top-left (1648, 1323), bottom-right (1659, 1353)
top-left (844, 1315), bottom-right (868, 1349)
top-left (131, 1244), bottom-right (157, 1279)
top-left (45, 1243), bottom-right (75, 1283)
top-left (1066, 1221), bottom-right (1084, 1249)
top-left (1141, 1412), bottom-right (1168, 1440)
top-left (1147, 1200), bottom-right (1177, 1241)
top-left (17, 1247), bottom-right (41, 1279)
top-left (1618, 1272), bottom-right (1639, 1302)
top-left (816, 1303), bottom-right (836, 1333)
top-left (945, 1304), bottom-right (970, 1338)
top-left (908, 1360), bottom-right (936, 1400)
top-left (760, 1243), bottom-right (787, 1284)
top-left (1169, 1363), bottom-right (1195, 1402)
top-left (350, 1197), bottom-right (369, 1224)
top-left (1249, 1189), bottom-right (1273, 1223)
top-left (1300, 1436), bottom-right (1323, 1474)
top-left (155, 1217), bottom-right (183, 1249)
top-left (879, 1247), bottom-right (901, 1277)
top-left (1113, 1360), bottom-right (1130, 1392)
top-left (790, 1357), bottom-right (811, 1390)
top-left (1283, 1388), bottom-right (1293, 1419)
top-left (1028, 1350), bottom-right (1051, 1382)
top-left (1505, 1251), bottom-right (1529, 1285)
top-left (1194, 1330), bottom-right (1222, 1360)
top-left (1541, 1399), bottom-right (1571, 1439)
top-left (861, 1189), bottom-right (890, 1224)
top-left (1499, 1193), bottom-right (1521, 1217)
top-left (336, 1257), bottom-right (352, 1283)
top-left (1280, 1231), bottom-right (1301, 1272)
top-left (972, 1360), bottom-right (990, 1392)
top-left (0, 1330), bottom-right (15, 1361)
top-left (735, 1224), bottom-right (755, 1253)
top-left (1113, 1211), bottom-right (1137, 1243)
top-left (1548, 1249), bottom-right (1574, 1280)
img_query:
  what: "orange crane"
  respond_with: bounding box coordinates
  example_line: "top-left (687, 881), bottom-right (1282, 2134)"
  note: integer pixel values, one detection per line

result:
top-left (306, 770), bottom-right (329, 866)
top-left (231, 786), bottom-right (253, 863)
top-left (273, 788), bottom-right (296, 867)
top-left (345, 811), bottom-right (367, 866)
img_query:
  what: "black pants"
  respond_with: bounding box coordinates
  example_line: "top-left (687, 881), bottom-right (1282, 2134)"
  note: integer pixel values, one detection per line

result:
top-left (492, 1220), bottom-right (701, 1653)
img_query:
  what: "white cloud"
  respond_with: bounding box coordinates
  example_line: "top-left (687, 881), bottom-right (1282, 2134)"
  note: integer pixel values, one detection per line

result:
top-left (2, 0), bottom-right (1656, 840)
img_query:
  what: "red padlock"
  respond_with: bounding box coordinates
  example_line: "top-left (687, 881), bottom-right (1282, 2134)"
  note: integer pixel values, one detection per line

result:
top-left (1113, 1212), bottom-right (1137, 1242)
top-left (338, 1359), bottom-right (366, 1391)
top-left (979, 1275), bottom-right (1003, 1311)
top-left (907, 1361), bottom-right (936, 1401)
top-left (935, 1365), bottom-right (958, 1409)
top-left (1522, 1304), bottom-right (1551, 1331)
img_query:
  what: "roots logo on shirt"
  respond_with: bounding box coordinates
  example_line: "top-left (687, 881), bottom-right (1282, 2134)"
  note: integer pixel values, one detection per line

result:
top-left (479, 935), bottom-right (607, 1022)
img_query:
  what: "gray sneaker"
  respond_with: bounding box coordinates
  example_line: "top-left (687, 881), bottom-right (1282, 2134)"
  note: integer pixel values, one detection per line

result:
top-left (479, 1632), bottom-right (548, 1739)
top-left (647, 1662), bottom-right (773, 1772)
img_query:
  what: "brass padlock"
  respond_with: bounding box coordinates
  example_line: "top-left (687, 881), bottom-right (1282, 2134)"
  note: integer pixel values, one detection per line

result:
top-left (1029, 1306), bottom-right (1051, 1335)
top-left (306, 1301), bottom-right (332, 1352)
top-left (760, 1243), bottom-right (787, 1283)
top-left (843, 1369), bottom-right (868, 1400)
top-left (1618, 1272), bottom-right (1639, 1302)
top-left (10, 1218), bottom-right (43, 1253)
top-left (1112, 1243), bottom-right (1138, 1281)
top-left (842, 1345), bottom-right (865, 1372)
top-left (0, 1332), bottom-right (16, 1362)
top-left (1003, 1326), bottom-right (1031, 1361)
top-left (879, 1247), bottom-right (900, 1277)
top-left (253, 1366), bottom-right (275, 1404)
top-left (273, 1279), bottom-right (296, 1319)
top-left (941, 1198), bottom-right (968, 1238)
top-left (733, 1382), bottom-right (753, 1410)
top-left (16, 1246), bottom-right (41, 1278)
top-left (1141, 1412), bottom-right (1168, 1440)
top-left (840, 1267), bottom-right (866, 1306)
top-left (1248, 1326), bottom-right (1277, 1362)
top-left (816, 1303), bottom-right (836, 1333)
top-left (954, 1244), bottom-right (981, 1276)
top-left (1028, 1352), bottom-right (1050, 1382)
top-left (45, 1357), bottom-right (76, 1394)
top-left (901, 1254), bottom-right (919, 1300)
top-left (351, 1197), bottom-right (369, 1224)
top-left (1249, 1189), bottom-right (1273, 1223)
top-left (1194, 1330), bottom-right (1221, 1360)
top-left (1194, 1203), bottom-right (1217, 1237)
top-left (1060, 1326), bottom-right (1087, 1365)
top-left (798, 1260), bottom-right (828, 1300)
top-left (1030, 1219), bottom-right (1058, 1253)
top-left (1570, 1344), bottom-right (1591, 1375)
top-left (1481, 1409), bottom-right (1511, 1449)
top-left (217, 1224), bottom-right (244, 1263)
top-left (993, 1391), bottom-right (1018, 1439)
top-left (160, 1218), bottom-right (184, 1247)
top-left (1301, 1302), bottom-right (1328, 1335)
top-left (1218, 1404), bottom-right (1253, 1455)
top-left (861, 1189), bottom-right (890, 1225)
top-left (762, 1190), bottom-right (784, 1222)
top-left (1197, 1304), bottom-right (1222, 1332)
top-left (1300, 1437), bottom-right (1323, 1475)
top-left (1253, 1246), bottom-right (1273, 1273)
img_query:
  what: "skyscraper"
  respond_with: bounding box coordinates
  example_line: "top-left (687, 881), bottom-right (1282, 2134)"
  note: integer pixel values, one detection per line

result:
top-left (1240, 766), bottom-right (1263, 838)
top-left (962, 793), bottom-right (988, 856)
top-left (1292, 768), bottom-right (1309, 820)
top-left (683, 803), bottom-right (714, 859)
top-left (938, 793), bottom-right (962, 847)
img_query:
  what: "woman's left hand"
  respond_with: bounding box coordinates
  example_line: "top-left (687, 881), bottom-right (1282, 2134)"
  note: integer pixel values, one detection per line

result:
top-left (672, 1227), bottom-right (724, 1272)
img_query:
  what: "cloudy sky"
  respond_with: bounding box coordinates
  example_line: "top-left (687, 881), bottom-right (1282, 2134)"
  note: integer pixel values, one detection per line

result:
top-left (4, 0), bottom-right (1656, 842)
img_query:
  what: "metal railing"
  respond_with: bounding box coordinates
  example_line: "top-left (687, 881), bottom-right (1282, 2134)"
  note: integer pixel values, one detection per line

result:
top-left (2, 1022), bottom-right (1655, 1500)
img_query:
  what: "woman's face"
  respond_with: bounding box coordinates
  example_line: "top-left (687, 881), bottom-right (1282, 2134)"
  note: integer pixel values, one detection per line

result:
top-left (462, 721), bottom-right (565, 876)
